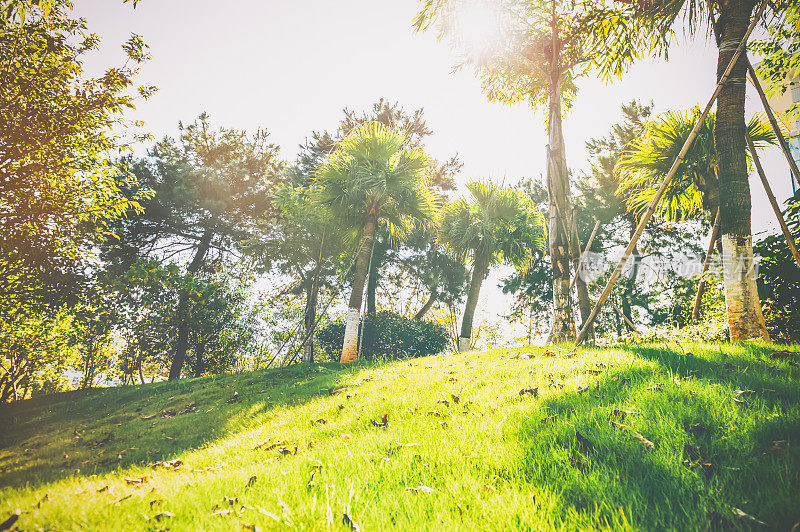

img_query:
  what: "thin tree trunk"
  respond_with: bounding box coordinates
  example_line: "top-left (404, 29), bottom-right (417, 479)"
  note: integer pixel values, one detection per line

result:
top-left (621, 236), bottom-right (641, 332)
top-left (459, 248), bottom-right (490, 352)
top-left (365, 239), bottom-right (385, 318)
top-left (547, 64), bottom-right (577, 342)
top-left (138, 357), bottom-right (144, 385)
top-left (715, 0), bottom-right (769, 341)
top-left (193, 342), bottom-right (205, 378)
top-left (572, 219), bottom-right (596, 341)
top-left (302, 276), bottom-right (319, 363)
top-left (341, 217), bottom-right (377, 363)
top-left (692, 209), bottom-right (721, 323)
top-left (414, 289), bottom-right (438, 320)
top-left (169, 229), bottom-right (214, 380)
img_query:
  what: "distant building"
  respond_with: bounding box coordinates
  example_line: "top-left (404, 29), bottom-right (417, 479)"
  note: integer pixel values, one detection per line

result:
top-left (762, 68), bottom-right (800, 192)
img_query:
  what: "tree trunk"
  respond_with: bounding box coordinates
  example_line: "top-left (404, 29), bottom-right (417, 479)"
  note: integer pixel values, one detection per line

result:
top-left (169, 229), bottom-right (213, 380)
top-left (572, 220), bottom-right (594, 341)
top-left (302, 275), bottom-right (319, 364)
top-left (459, 248), bottom-right (490, 352)
top-left (715, 0), bottom-right (769, 341)
top-left (547, 72), bottom-right (577, 342)
top-left (341, 217), bottom-right (377, 363)
top-left (193, 342), bottom-right (205, 378)
top-left (621, 240), bottom-right (641, 333)
top-left (365, 239), bottom-right (385, 317)
top-left (414, 289), bottom-right (438, 320)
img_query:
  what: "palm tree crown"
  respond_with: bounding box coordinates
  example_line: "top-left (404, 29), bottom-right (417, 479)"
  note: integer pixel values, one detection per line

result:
top-left (617, 109), bottom-right (777, 221)
top-left (314, 121), bottom-right (437, 243)
top-left (439, 181), bottom-right (547, 269)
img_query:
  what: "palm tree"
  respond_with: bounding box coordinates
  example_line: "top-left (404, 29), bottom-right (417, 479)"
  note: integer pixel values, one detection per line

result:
top-left (313, 122), bottom-right (436, 363)
top-left (617, 109), bottom-right (777, 326)
top-left (631, 0), bottom-right (784, 340)
top-left (438, 181), bottom-right (547, 352)
top-left (617, 109), bottom-right (777, 223)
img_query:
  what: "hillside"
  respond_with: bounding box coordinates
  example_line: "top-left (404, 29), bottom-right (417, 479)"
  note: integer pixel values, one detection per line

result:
top-left (1, 343), bottom-right (799, 531)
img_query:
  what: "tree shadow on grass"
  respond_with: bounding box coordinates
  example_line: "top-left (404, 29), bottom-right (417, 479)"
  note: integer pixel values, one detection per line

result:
top-left (506, 347), bottom-right (800, 530)
top-left (0, 361), bottom-right (355, 490)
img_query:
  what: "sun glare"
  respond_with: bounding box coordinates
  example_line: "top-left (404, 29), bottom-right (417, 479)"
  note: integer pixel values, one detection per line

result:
top-left (455, 1), bottom-right (505, 55)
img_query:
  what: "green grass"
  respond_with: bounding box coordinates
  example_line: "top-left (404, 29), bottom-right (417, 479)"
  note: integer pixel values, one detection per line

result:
top-left (1, 342), bottom-right (799, 531)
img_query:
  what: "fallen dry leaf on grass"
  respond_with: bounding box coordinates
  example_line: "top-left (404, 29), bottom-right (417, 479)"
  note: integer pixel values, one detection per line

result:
top-left (769, 440), bottom-right (788, 453)
top-left (370, 413), bottom-right (389, 428)
top-left (0, 509), bottom-right (20, 531)
top-left (732, 507), bottom-right (767, 527)
top-left (518, 387), bottom-right (538, 398)
top-left (124, 476), bottom-right (149, 485)
top-left (405, 485), bottom-right (435, 493)
top-left (450, 394), bottom-right (460, 404)
top-left (110, 494), bottom-right (132, 505)
top-left (632, 432), bottom-right (655, 450)
top-left (342, 512), bottom-right (361, 531)
top-left (646, 383), bottom-right (663, 391)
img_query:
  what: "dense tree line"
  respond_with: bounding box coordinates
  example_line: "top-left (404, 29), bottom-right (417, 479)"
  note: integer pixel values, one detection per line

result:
top-left (1, 0), bottom-right (799, 402)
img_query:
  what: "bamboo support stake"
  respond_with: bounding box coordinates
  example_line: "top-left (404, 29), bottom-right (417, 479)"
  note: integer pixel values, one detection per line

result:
top-left (691, 209), bottom-right (721, 323)
top-left (576, 0), bottom-right (769, 344)
top-left (747, 135), bottom-right (800, 270)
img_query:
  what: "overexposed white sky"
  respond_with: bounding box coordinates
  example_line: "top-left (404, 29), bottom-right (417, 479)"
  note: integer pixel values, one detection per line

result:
top-left (73, 0), bottom-right (797, 343)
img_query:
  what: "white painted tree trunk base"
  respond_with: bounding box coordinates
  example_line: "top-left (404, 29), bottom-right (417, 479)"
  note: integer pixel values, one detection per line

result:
top-left (458, 337), bottom-right (471, 352)
top-left (720, 234), bottom-right (769, 341)
top-left (341, 307), bottom-right (361, 363)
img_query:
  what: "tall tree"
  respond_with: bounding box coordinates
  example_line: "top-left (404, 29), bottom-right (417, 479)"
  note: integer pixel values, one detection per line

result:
top-left (0, 0), bottom-right (151, 326)
top-left (338, 100), bottom-right (459, 318)
top-left (415, 0), bottom-right (655, 342)
top-left (106, 115), bottom-right (284, 379)
top-left (438, 181), bottom-right (547, 351)
top-left (633, 0), bottom-right (789, 339)
top-left (313, 122), bottom-right (437, 363)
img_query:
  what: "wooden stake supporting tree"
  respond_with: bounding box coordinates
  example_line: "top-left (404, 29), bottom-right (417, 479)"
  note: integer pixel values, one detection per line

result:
top-left (746, 135), bottom-right (800, 270)
top-left (575, 0), bottom-right (769, 344)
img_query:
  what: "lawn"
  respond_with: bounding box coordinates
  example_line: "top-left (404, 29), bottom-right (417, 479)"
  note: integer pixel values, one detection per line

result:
top-left (1, 342), bottom-right (798, 531)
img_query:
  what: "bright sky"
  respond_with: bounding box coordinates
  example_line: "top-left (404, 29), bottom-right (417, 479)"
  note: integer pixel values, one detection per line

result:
top-left (74, 0), bottom-right (797, 344)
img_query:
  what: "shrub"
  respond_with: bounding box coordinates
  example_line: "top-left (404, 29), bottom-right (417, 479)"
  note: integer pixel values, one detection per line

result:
top-left (316, 310), bottom-right (449, 361)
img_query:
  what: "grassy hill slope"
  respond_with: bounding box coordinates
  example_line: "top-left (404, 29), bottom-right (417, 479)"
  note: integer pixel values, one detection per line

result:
top-left (1, 343), bottom-right (799, 531)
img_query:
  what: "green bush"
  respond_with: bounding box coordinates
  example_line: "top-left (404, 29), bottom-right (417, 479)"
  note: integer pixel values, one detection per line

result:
top-left (316, 310), bottom-right (449, 361)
